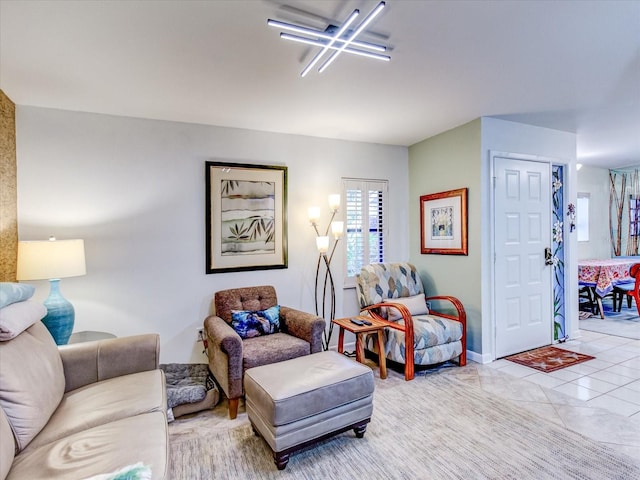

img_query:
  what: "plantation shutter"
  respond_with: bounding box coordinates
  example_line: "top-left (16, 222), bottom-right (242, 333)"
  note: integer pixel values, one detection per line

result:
top-left (343, 178), bottom-right (388, 285)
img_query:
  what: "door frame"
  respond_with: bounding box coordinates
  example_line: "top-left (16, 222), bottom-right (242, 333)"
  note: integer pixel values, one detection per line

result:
top-left (488, 150), bottom-right (577, 361)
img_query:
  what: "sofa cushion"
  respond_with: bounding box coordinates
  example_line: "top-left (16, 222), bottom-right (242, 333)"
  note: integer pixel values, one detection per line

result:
top-left (6, 411), bottom-right (168, 480)
top-left (0, 283), bottom-right (35, 309)
top-left (0, 300), bottom-right (47, 341)
top-left (242, 332), bottom-right (310, 371)
top-left (214, 285), bottom-right (278, 323)
top-left (231, 305), bottom-right (280, 339)
top-left (0, 321), bottom-right (65, 452)
top-left (0, 409), bottom-right (15, 480)
top-left (26, 370), bottom-right (166, 451)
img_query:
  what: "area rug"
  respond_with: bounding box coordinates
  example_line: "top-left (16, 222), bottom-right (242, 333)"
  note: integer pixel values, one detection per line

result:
top-left (579, 310), bottom-right (594, 320)
top-left (168, 372), bottom-right (638, 480)
top-left (579, 297), bottom-right (640, 339)
top-left (505, 346), bottom-right (595, 373)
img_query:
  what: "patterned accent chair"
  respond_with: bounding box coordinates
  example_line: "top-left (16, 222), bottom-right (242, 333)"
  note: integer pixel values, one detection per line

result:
top-left (356, 263), bottom-right (466, 380)
top-left (203, 286), bottom-right (325, 419)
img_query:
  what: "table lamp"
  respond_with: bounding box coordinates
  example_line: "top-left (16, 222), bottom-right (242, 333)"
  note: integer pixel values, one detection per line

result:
top-left (16, 237), bottom-right (86, 345)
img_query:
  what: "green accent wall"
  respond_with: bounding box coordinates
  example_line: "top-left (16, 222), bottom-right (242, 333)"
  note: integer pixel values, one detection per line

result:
top-left (408, 119), bottom-right (483, 353)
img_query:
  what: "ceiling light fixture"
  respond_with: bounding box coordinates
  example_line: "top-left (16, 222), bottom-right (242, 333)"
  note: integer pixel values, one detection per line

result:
top-left (279, 34), bottom-right (387, 61)
top-left (267, 1), bottom-right (390, 77)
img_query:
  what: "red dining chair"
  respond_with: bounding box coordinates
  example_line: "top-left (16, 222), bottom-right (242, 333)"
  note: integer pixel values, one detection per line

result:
top-left (613, 263), bottom-right (640, 316)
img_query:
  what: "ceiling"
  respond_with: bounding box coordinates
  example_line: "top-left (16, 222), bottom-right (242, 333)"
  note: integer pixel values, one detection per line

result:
top-left (1, 0), bottom-right (638, 169)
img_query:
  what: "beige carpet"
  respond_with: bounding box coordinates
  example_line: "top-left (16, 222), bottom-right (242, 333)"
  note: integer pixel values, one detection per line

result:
top-left (169, 368), bottom-right (639, 479)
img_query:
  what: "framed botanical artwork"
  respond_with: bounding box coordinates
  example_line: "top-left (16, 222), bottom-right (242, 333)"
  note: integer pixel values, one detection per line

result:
top-left (420, 187), bottom-right (468, 255)
top-left (205, 161), bottom-right (288, 273)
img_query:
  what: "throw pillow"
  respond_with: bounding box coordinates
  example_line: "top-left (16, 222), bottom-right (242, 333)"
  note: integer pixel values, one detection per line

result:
top-left (0, 283), bottom-right (35, 309)
top-left (83, 462), bottom-right (152, 480)
top-left (231, 305), bottom-right (280, 339)
top-left (383, 293), bottom-right (428, 321)
top-left (0, 299), bottom-right (47, 341)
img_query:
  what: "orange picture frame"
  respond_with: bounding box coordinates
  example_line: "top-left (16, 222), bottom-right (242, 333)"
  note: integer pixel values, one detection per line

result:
top-left (420, 187), bottom-right (468, 255)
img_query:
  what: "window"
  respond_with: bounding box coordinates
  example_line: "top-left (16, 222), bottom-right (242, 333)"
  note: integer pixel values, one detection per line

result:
top-left (630, 195), bottom-right (640, 237)
top-left (343, 178), bottom-right (388, 286)
top-left (576, 193), bottom-right (589, 242)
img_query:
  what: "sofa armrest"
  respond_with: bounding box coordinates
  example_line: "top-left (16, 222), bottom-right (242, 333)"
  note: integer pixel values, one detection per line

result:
top-left (280, 306), bottom-right (325, 353)
top-left (58, 334), bottom-right (160, 393)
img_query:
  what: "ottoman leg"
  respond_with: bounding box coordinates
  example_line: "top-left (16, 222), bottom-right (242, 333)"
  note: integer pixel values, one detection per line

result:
top-left (354, 423), bottom-right (368, 438)
top-left (274, 452), bottom-right (290, 470)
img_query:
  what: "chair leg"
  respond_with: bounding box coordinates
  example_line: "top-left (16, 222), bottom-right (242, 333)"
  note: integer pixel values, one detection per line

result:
top-left (228, 398), bottom-right (239, 419)
top-left (459, 348), bottom-right (467, 367)
top-left (403, 318), bottom-right (415, 381)
top-left (586, 287), bottom-right (597, 314)
top-left (404, 357), bottom-right (415, 381)
top-left (596, 297), bottom-right (604, 319)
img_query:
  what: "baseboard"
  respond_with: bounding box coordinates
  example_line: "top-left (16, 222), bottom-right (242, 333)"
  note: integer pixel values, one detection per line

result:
top-left (467, 350), bottom-right (492, 364)
top-left (568, 328), bottom-right (582, 340)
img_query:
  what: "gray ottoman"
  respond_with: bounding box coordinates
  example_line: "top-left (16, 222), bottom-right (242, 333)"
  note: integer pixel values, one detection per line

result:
top-left (244, 351), bottom-right (375, 470)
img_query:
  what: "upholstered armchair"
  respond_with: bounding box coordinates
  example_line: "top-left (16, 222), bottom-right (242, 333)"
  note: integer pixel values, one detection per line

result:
top-left (356, 262), bottom-right (466, 381)
top-left (203, 285), bottom-right (325, 419)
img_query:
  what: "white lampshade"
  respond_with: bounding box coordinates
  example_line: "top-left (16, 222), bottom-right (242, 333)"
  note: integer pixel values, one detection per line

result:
top-left (328, 194), bottom-right (340, 212)
top-left (316, 236), bottom-right (329, 254)
top-left (17, 238), bottom-right (86, 281)
top-left (331, 221), bottom-right (344, 239)
top-left (308, 207), bottom-right (321, 224)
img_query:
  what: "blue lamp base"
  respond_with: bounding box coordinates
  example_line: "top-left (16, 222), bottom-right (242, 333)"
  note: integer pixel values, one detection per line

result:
top-left (42, 279), bottom-right (75, 345)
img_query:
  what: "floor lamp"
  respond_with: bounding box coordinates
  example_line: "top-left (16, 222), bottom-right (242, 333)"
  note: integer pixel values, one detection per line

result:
top-left (17, 237), bottom-right (86, 345)
top-left (308, 194), bottom-right (343, 350)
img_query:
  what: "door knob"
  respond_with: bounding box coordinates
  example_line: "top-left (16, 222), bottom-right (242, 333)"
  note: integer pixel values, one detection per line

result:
top-left (544, 247), bottom-right (554, 266)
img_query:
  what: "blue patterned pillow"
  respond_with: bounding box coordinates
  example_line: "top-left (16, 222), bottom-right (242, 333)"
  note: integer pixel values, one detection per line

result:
top-left (231, 305), bottom-right (280, 339)
top-left (0, 283), bottom-right (35, 309)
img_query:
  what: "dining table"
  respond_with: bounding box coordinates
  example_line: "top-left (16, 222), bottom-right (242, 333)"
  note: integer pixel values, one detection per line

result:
top-left (578, 258), bottom-right (637, 318)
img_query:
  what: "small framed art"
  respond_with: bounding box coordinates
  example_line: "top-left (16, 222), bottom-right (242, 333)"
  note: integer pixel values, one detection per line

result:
top-left (420, 187), bottom-right (468, 255)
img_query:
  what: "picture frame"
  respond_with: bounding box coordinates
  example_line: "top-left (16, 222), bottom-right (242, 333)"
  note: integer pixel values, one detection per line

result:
top-left (205, 161), bottom-right (288, 273)
top-left (420, 187), bottom-right (468, 255)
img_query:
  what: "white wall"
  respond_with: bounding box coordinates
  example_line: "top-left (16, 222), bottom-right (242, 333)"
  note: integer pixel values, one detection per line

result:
top-left (576, 165), bottom-right (611, 259)
top-left (16, 106), bottom-right (409, 363)
top-left (480, 117), bottom-right (578, 358)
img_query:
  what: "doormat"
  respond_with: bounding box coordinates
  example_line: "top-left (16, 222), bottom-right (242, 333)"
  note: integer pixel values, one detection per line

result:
top-left (505, 346), bottom-right (595, 373)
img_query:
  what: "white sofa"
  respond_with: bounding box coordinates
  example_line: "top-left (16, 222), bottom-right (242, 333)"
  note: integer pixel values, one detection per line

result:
top-left (0, 284), bottom-right (168, 480)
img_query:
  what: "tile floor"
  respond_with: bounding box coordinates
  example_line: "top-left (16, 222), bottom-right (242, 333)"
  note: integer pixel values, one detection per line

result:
top-left (464, 329), bottom-right (640, 460)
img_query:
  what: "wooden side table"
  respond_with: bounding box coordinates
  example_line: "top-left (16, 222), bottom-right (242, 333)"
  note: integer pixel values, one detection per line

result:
top-left (332, 316), bottom-right (388, 379)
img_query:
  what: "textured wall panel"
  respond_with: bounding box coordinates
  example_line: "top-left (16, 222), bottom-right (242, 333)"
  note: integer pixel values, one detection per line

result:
top-left (0, 90), bottom-right (17, 282)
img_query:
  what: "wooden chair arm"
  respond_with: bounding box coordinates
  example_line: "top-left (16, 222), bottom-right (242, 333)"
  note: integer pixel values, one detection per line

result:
top-left (361, 302), bottom-right (415, 380)
top-left (425, 295), bottom-right (467, 325)
top-left (425, 295), bottom-right (467, 367)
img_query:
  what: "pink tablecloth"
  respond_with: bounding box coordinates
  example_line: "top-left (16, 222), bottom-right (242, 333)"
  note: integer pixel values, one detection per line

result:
top-left (578, 259), bottom-right (635, 297)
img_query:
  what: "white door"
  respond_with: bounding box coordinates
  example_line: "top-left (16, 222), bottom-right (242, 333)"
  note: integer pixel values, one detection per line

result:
top-left (494, 156), bottom-right (552, 358)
